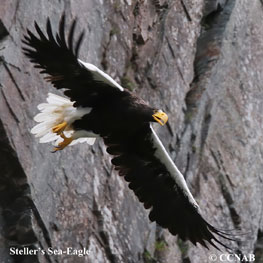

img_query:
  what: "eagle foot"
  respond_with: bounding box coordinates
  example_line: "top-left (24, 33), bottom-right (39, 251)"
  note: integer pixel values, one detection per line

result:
top-left (53, 133), bottom-right (73, 152)
top-left (52, 121), bottom-right (67, 135)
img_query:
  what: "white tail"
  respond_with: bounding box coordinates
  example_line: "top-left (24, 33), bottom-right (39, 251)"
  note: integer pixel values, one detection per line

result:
top-left (31, 93), bottom-right (96, 147)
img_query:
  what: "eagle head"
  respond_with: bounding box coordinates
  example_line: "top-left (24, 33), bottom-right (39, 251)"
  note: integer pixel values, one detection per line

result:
top-left (152, 109), bottom-right (168, 126)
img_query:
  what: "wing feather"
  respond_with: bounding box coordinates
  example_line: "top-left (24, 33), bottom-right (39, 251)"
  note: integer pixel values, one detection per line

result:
top-left (57, 13), bottom-right (66, 48)
top-left (68, 19), bottom-right (77, 51)
top-left (22, 14), bottom-right (123, 108)
top-left (75, 30), bottom-right (85, 57)
top-left (104, 124), bottom-right (236, 250)
top-left (34, 21), bottom-right (48, 42)
top-left (23, 14), bottom-right (237, 251)
top-left (46, 18), bottom-right (56, 44)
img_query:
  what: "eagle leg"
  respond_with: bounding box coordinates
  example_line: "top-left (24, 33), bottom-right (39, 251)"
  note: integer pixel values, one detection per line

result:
top-left (53, 133), bottom-right (73, 152)
top-left (52, 121), bottom-right (67, 135)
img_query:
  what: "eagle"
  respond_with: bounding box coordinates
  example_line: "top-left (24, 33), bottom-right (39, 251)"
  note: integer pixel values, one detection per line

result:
top-left (22, 14), bottom-right (234, 250)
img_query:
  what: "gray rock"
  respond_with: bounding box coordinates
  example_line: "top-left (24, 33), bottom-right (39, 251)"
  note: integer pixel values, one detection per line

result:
top-left (0, 0), bottom-right (262, 262)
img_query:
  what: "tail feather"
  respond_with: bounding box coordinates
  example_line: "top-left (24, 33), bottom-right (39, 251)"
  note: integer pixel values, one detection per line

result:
top-left (31, 121), bottom-right (55, 136)
top-left (34, 112), bottom-right (61, 122)
top-left (39, 132), bottom-right (59, 143)
top-left (37, 103), bottom-right (57, 111)
top-left (46, 92), bottom-right (72, 105)
top-left (31, 93), bottom-right (96, 147)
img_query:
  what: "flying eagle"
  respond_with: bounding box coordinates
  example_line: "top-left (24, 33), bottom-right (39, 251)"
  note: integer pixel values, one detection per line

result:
top-left (22, 14), bottom-right (234, 250)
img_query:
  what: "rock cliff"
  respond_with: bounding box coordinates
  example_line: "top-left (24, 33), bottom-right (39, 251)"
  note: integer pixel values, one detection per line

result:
top-left (0, 0), bottom-right (262, 262)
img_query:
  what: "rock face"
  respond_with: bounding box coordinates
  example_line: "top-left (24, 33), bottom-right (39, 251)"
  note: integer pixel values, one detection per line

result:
top-left (0, 0), bottom-right (263, 262)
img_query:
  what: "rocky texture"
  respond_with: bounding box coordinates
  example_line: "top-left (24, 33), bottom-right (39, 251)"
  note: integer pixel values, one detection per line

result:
top-left (0, 0), bottom-right (263, 262)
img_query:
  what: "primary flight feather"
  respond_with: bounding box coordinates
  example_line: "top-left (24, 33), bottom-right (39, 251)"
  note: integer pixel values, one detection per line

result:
top-left (23, 14), bottom-right (235, 250)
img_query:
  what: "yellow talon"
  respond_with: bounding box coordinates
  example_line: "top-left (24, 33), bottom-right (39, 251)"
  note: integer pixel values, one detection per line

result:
top-left (53, 133), bottom-right (73, 152)
top-left (52, 121), bottom-right (67, 135)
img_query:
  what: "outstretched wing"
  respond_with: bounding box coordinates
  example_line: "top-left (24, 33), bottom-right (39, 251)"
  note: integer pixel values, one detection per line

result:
top-left (23, 14), bottom-right (235, 250)
top-left (22, 14), bottom-right (123, 108)
top-left (105, 124), bottom-right (234, 250)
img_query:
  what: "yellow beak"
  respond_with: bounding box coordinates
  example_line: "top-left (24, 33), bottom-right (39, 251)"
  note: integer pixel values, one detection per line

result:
top-left (152, 111), bottom-right (168, 126)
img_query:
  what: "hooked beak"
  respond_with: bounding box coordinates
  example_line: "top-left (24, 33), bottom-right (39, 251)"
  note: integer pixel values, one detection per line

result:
top-left (152, 110), bottom-right (168, 126)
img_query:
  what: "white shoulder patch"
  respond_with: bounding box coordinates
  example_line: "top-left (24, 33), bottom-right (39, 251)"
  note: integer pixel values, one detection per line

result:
top-left (78, 59), bottom-right (124, 91)
top-left (149, 125), bottom-right (199, 209)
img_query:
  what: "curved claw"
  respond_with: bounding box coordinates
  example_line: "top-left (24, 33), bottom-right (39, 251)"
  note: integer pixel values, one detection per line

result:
top-left (52, 133), bottom-right (73, 151)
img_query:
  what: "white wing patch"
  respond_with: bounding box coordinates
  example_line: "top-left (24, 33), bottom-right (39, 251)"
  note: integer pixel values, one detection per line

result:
top-left (31, 93), bottom-right (96, 147)
top-left (78, 60), bottom-right (124, 91)
top-left (150, 125), bottom-right (199, 209)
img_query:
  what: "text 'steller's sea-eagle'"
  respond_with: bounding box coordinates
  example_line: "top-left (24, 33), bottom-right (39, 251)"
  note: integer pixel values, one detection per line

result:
top-left (22, 14), bottom-right (235, 250)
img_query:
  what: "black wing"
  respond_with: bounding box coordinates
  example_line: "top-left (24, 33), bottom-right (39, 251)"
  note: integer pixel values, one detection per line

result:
top-left (105, 124), bottom-right (235, 250)
top-left (23, 14), bottom-right (236, 251)
top-left (22, 14), bottom-right (123, 108)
